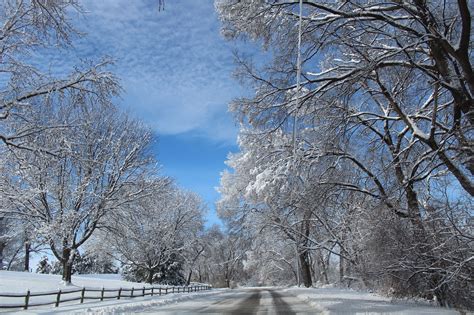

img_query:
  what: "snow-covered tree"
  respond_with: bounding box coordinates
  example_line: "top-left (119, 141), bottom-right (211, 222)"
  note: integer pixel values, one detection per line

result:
top-left (73, 250), bottom-right (118, 275)
top-left (217, 0), bottom-right (473, 196)
top-left (36, 256), bottom-right (52, 274)
top-left (2, 99), bottom-right (156, 284)
top-left (98, 181), bottom-right (206, 285)
top-left (216, 0), bottom-right (473, 307)
top-left (0, 217), bottom-right (21, 270)
top-left (182, 236), bottom-right (206, 285)
top-left (0, 0), bottom-right (118, 151)
top-left (192, 225), bottom-right (248, 288)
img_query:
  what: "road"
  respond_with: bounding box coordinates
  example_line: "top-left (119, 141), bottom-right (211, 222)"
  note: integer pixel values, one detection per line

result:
top-left (140, 288), bottom-right (319, 314)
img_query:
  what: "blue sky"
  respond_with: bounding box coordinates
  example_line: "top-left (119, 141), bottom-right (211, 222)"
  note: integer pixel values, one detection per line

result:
top-left (35, 0), bottom-right (260, 225)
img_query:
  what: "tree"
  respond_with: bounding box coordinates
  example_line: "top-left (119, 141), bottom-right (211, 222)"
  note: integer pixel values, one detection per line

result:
top-left (216, 0), bottom-right (473, 307)
top-left (218, 130), bottom-right (356, 287)
top-left (73, 250), bottom-right (118, 275)
top-left (2, 99), bottom-right (155, 284)
top-left (36, 256), bottom-right (52, 274)
top-left (193, 225), bottom-right (248, 288)
top-left (182, 237), bottom-right (206, 285)
top-left (0, 0), bottom-right (119, 151)
top-left (216, 0), bottom-right (473, 195)
top-left (0, 216), bottom-right (18, 270)
top-left (99, 182), bottom-right (206, 285)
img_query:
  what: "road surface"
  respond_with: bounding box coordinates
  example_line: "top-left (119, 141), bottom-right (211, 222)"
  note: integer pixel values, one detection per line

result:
top-left (140, 288), bottom-right (319, 314)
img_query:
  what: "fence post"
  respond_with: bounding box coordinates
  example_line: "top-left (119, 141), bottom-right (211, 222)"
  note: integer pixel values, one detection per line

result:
top-left (151, 287), bottom-right (154, 296)
top-left (172, 287), bottom-right (175, 294)
top-left (55, 289), bottom-right (62, 307)
top-left (80, 287), bottom-right (86, 303)
top-left (165, 288), bottom-right (168, 295)
top-left (100, 287), bottom-right (105, 301)
top-left (159, 287), bottom-right (161, 295)
top-left (131, 287), bottom-right (134, 297)
top-left (118, 288), bottom-right (122, 300)
top-left (24, 290), bottom-right (30, 310)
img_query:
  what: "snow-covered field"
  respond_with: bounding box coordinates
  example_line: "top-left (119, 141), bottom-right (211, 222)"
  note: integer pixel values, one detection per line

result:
top-left (0, 271), bottom-right (150, 294)
top-left (0, 271), bottom-right (215, 314)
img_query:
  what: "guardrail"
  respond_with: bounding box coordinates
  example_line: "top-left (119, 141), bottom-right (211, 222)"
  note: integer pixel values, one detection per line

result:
top-left (0, 284), bottom-right (211, 310)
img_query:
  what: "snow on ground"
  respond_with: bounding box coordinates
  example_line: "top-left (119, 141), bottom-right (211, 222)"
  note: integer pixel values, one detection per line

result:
top-left (285, 287), bottom-right (465, 315)
top-left (0, 273), bottom-right (468, 314)
top-left (0, 271), bottom-right (214, 313)
top-left (3, 289), bottom-right (228, 314)
top-left (0, 271), bottom-right (156, 294)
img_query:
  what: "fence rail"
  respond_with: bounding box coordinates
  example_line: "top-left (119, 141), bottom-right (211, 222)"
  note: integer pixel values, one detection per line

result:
top-left (0, 284), bottom-right (211, 310)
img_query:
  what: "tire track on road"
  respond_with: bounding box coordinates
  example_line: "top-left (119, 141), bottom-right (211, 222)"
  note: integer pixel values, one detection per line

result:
top-left (269, 290), bottom-right (295, 314)
top-left (229, 290), bottom-right (261, 314)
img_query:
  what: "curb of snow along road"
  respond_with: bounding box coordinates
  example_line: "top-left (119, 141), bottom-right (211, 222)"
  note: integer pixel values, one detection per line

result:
top-left (283, 287), bottom-right (465, 315)
top-left (292, 294), bottom-right (327, 314)
top-left (78, 289), bottom-right (227, 314)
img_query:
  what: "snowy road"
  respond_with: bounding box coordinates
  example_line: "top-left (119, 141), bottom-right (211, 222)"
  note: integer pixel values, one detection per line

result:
top-left (138, 288), bottom-right (319, 314)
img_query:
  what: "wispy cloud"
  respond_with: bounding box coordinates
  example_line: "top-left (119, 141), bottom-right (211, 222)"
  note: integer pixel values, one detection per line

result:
top-left (35, 0), bottom-right (245, 143)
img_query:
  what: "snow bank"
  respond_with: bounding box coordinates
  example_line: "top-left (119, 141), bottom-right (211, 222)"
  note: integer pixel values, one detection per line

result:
top-left (76, 289), bottom-right (226, 314)
top-left (285, 287), bottom-right (462, 315)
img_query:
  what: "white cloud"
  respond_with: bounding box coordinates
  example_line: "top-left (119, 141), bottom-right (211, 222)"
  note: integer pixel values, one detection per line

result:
top-left (36, 0), bottom-right (244, 143)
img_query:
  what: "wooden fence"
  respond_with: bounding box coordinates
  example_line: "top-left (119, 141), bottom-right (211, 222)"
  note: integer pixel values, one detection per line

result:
top-left (0, 284), bottom-right (211, 310)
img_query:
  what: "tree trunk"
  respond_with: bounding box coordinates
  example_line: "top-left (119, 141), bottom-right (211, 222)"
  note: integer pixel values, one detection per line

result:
top-left (198, 265), bottom-right (202, 283)
top-left (317, 252), bottom-right (329, 285)
top-left (147, 269), bottom-right (154, 284)
top-left (63, 261), bottom-right (73, 283)
top-left (24, 241), bottom-right (30, 272)
top-left (339, 254), bottom-right (344, 283)
top-left (62, 247), bottom-right (73, 283)
top-left (225, 265), bottom-right (231, 288)
top-left (0, 241), bottom-right (5, 270)
top-left (339, 230), bottom-right (346, 284)
top-left (299, 211), bottom-right (313, 288)
top-left (299, 250), bottom-right (312, 288)
top-left (186, 270), bottom-right (193, 285)
top-left (321, 263), bottom-right (329, 285)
